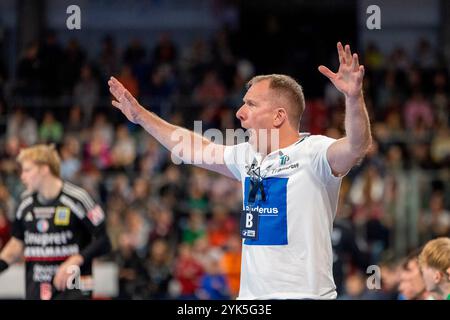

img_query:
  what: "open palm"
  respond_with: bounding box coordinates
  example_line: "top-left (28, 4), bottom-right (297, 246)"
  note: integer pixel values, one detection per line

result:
top-left (108, 76), bottom-right (144, 124)
top-left (318, 42), bottom-right (364, 98)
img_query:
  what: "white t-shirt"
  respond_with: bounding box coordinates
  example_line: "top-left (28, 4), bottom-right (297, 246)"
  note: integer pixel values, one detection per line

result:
top-left (224, 134), bottom-right (343, 300)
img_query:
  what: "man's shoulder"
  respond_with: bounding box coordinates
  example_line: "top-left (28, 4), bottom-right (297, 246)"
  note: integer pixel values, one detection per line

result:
top-left (61, 181), bottom-right (96, 208)
top-left (19, 190), bottom-right (35, 201)
top-left (15, 192), bottom-right (35, 219)
top-left (305, 134), bottom-right (337, 145)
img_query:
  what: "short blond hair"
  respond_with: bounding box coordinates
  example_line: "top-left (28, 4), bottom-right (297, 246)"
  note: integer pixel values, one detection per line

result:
top-left (247, 74), bottom-right (305, 129)
top-left (17, 144), bottom-right (61, 178)
top-left (419, 237), bottom-right (450, 274)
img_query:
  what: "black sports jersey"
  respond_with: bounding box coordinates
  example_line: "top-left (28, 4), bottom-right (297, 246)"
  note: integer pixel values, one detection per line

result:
top-left (12, 181), bottom-right (109, 300)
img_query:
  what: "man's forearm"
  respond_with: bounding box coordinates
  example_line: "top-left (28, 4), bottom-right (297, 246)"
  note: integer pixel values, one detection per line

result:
top-left (80, 233), bottom-right (111, 263)
top-left (0, 237), bottom-right (24, 267)
top-left (344, 92), bottom-right (372, 157)
top-left (136, 108), bottom-right (216, 164)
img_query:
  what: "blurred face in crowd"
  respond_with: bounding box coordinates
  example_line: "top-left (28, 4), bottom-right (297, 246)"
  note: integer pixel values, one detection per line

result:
top-left (399, 259), bottom-right (426, 300)
top-left (380, 264), bottom-right (400, 291)
top-left (20, 160), bottom-right (46, 193)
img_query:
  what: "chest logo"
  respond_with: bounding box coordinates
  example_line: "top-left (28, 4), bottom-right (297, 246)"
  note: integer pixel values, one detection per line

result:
top-left (279, 154), bottom-right (290, 165)
top-left (36, 219), bottom-right (49, 233)
top-left (54, 207), bottom-right (71, 226)
top-left (25, 211), bottom-right (34, 222)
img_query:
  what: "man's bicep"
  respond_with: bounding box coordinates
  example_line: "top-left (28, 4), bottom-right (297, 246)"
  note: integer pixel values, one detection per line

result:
top-left (327, 137), bottom-right (360, 177)
top-left (196, 143), bottom-right (240, 180)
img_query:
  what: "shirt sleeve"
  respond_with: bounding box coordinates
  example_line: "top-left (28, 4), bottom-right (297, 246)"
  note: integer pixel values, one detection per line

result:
top-left (307, 135), bottom-right (343, 185)
top-left (223, 142), bottom-right (251, 181)
top-left (11, 218), bottom-right (24, 241)
top-left (72, 190), bottom-right (111, 261)
top-left (11, 197), bottom-right (32, 241)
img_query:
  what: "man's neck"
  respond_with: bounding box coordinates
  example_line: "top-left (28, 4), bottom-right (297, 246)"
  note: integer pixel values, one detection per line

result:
top-left (38, 176), bottom-right (63, 200)
top-left (438, 282), bottom-right (450, 299)
top-left (278, 131), bottom-right (303, 150)
top-left (254, 128), bottom-right (302, 157)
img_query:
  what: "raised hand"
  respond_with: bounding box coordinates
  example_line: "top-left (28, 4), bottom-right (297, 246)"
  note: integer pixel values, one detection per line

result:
top-left (108, 76), bottom-right (145, 124)
top-left (318, 42), bottom-right (365, 98)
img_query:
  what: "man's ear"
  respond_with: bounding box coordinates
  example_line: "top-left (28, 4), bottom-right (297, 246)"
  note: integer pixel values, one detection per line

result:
top-left (273, 108), bottom-right (287, 127)
top-left (435, 270), bottom-right (444, 284)
top-left (40, 164), bottom-right (50, 176)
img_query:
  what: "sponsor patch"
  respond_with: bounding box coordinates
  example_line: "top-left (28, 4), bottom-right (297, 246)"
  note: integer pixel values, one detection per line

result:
top-left (36, 219), bottom-right (49, 233)
top-left (54, 207), bottom-right (71, 226)
top-left (87, 205), bottom-right (105, 226)
top-left (34, 207), bottom-right (55, 219)
top-left (40, 282), bottom-right (53, 300)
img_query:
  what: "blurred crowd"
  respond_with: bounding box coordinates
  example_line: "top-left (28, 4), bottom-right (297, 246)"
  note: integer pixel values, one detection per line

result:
top-left (0, 28), bottom-right (449, 299)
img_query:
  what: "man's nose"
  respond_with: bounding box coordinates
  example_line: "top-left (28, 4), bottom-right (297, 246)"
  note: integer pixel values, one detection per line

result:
top-left (236, 105), bottom-right (245, 121)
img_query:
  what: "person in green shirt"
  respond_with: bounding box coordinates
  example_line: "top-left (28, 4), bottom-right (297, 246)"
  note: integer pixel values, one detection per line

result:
top-left (419, 237), bottom-right (450, 300)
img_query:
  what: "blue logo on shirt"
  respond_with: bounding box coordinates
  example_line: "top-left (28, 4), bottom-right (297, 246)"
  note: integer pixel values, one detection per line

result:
top-left (243, 177), bottom-right (288, 246)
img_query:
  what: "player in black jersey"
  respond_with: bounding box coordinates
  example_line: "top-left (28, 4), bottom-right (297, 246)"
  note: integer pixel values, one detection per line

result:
top-left (0, 144), bottom-right (111, 300)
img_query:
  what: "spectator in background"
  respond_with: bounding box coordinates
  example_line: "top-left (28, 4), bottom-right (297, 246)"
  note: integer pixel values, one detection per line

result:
top-left (182, 211), bottom-right (206, 245)
top-left (365, 258), bottom-right (401, 300)
top-left (207, 204), bottom-right (236, 248)
top-left (146, 238), bottom-right (173, 299)
top-left (6, 108), bottom-right (38, 146)
top-left (61, 38), bottom-right (86, 93)
top-left (332, 209), bottom-right (369, 295)
top-left (73, 64), bottom-right (99, 126)
top-left (39, 30), bottom-right (64, 97)
top-left (152, 33), bottom-right (178, 66)
top-left (113, 233), bottom-right (149, 299)
top-left (194, 70), bottom-right (227, 107)
top-left (98, 35), bottom-right (118, 84)
top-left (124, 208), bottom-right (151, 258)
top-left (59, 136), bottom-right (82, 181)
top-left (419, 237), bottom-right (450, 300)
top-left (0, 206), bottom-right (11, 250)
top-left (66, 106), bottom-right (86, 136)
top-left (129, 177), bottom-right (151, 212)
top-left (83, 127), bottom-right (113, 171)
top-left (123, 39), bottom-right (146, 68)
top-left (111, 124), bottom-right (137, 171)
top-left (148, 206), bottom-right (176, 245)
top-left (220, 235), bottom-right (241, 299)
top-left (173, 243), bottom-right (204, 299)
top-left (197, 253), bottom-right (230, 300)
top-left (39, 111), bottom-right (63, 144)
top-left (16, 41), bottom-right (41, 96)
top-left (404, 90), bottom-right (433, 130)
top-left (398, 248), bottom-right (435, 300)
top-left (419, 191), bottom-right (450, 242)
top-left (338, 271), bottom-right (371, 300)
top-left (91, 113), bottom-right (115, 148)
top-left (430, 124), bottom-right (450, 167)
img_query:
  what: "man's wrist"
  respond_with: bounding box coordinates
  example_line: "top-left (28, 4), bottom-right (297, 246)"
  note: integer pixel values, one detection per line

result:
top-left (135, 107), bottom-right (149, 126)
top-left (0, 259), bottom-right (9, 273)
top-left (68, 254), bottom-right (84, 267)
top-left (345, 91), bottom-right (364, 104)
